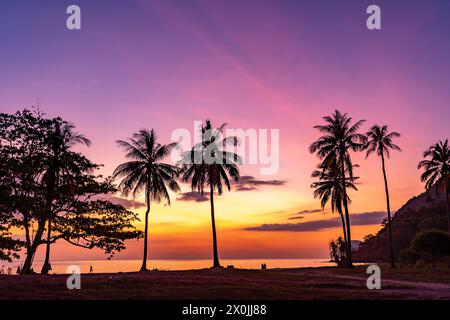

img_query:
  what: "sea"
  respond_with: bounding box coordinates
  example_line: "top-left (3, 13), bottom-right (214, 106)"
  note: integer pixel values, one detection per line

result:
top-left (1, 258), bottom-right (335, 274)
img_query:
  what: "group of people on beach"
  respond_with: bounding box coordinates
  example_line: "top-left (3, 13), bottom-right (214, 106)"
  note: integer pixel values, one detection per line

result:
top-left (0, 264), bottom-right (94, 275)
top-left (0, 266), bottom-right (13, 275)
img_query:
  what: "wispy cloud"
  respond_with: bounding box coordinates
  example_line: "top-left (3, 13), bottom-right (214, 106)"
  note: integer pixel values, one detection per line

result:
top-left (177, 191), bottom-right (209, 202)
top-left (296, 209), bottom-right (323, 214)
top-left (288, 216), bottom-right (305, 220)
top-left (245, 212), bottom-right (387, 232)
top-left (286, 208), bottom-right (323, 220)
top-left (234, 175), bottom-right (286, 191)
top-left (94, 195), bottom-right (145, 209)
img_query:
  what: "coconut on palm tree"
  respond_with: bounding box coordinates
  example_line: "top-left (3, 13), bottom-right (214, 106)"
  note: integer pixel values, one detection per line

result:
top-left (418, 139), bottom-right (450, 232)
top-left (41, 121), bottom-right (91, 274)
top-left (365, 125), bottom-right (401, 268)
top-left (113, 129), bottom-right (180, 271)
top-left (180, 120), bottom-right (241, 268)
top-left (311, 159), bottom-right (359, 255)
top-left (309, 110), bottom-right (366, 268)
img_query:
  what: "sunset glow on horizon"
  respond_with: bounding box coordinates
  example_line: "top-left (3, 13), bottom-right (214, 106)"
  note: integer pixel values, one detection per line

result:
top-left (2, 0), bottom-right (450, 262)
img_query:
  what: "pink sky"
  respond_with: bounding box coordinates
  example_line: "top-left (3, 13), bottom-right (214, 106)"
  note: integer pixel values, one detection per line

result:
top-left (1, 0), bottom-right (449, 261)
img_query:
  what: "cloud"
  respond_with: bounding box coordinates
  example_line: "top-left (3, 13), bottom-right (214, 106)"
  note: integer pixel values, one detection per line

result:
top-left (296, 209), bottom-right (323, 214)
top-left (288, 216), bottom-right (304, 220)
top-left (286, 208), bottom-right (323, 220)
top-left (177, 191), bottom-right (209, 202)
top-left (234, 175), bottom-right (286, 191)
top-left (94, 195), bottom-right (145, 209)
top-left (245, 212), bottom-right (387, 232)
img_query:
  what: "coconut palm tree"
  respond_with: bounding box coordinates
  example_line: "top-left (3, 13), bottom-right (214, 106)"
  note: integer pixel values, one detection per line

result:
top-left (365, 125), bottom-right (401, 268)
top-left (418, 139), bottom-right (450, 232)
top-left (41, 121), bottom-right (91, 274)
top-left (180, 120), bottom-right (241, 268)
top-left (309, 110), bottom-right (366, 268)
top-left (113, 129), bottom-right (180, 271)
top-left (311, 160), bottom-right (359, 252)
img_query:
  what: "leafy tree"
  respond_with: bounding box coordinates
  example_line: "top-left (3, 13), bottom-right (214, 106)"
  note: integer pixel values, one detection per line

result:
top-left (418, 139), bottom-right (450, 232)
top-left (400, 247), bottom-right (420, 266)
top-left (113, 129), bottom-right (180, 272)
top-left (310, 110), bottom-right (366, 268)
top-left (365, 125), bottom-right (401, 268)
top-left (1, 109), bottom-right (53, 272)
top-left (180, 120), bottom-right (241, 268)
top-left (412, 230), bottom-right (450, 268)
top-left (0, 109), bottom-right (142, 273)
top-left (0, 151), bottom-right (22, 261)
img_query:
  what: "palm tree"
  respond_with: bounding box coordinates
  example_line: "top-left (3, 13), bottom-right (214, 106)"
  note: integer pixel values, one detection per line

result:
top-left (309, 110), bottom-right (366, 268)
top-left (113, 129), bottom-right (180, 271)
top-left (180, 120), bottom-right (241, 268)
top-left (418, 139), bottom-right (450, 232)
top-left (311, 160), bottom-right (359, 252)
top-left (41, 121), bottom-right (91, 274)
top-left (365, 125), bottom-right (401, 268)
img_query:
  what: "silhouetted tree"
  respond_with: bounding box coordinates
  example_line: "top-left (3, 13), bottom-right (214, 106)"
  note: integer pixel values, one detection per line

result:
top-left (412, 230), bottom-right (450, 268)
top-left (1, 109), bottom-right (142, 274)
top-left (418, 139), bottom-right (450, 232)
top-left (180, 120), bottom-right (241, 268)
top-left (311, 159), bottom-right (359, 248)
top-left (310, 110), bottom-right (366, 268)
top-left (329, 236), bottom-right (346, 267)
top-left (365, 125), bottom-right (401, 268)
top-left (113, 129), bottom-right (180, 271)
top-left (0, 151), bottom-right (21, 261)
top-left (41, 121), bottom-right (91, 274)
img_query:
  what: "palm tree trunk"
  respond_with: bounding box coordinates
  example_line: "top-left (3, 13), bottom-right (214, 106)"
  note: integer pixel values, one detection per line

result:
top-left (445, 178), bottom-right (450, 233)
top-left (338, 209), bottom-right (347, 246)
top-left (41, 167), bottom-right (57, 274)
top-left (340, 150), bottom-right (353, 268)
top-left (210, 184), bottom-right (220, 268)
top-left (381, 154), bottom-right (396, 268)
top-left (140, 189), bottom-right (150, 272)
top-left (41, 219), bottom-right (52, 274)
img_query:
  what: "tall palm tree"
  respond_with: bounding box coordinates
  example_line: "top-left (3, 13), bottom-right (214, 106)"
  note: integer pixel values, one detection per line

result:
top-left (311, 160), bottom-right (359, 250)
top-left (113, 129), bottom-right (180, 271)
top-left (365, 125), bottom-right (401, 268)
top-left (418, 139), bottom-right (450, 232)
top-left (180, 120), bottom-right (241, 268)
top-left (41, 121), bottom-right (91, 274)
top-left (309, 110), bottom-right (366, 268)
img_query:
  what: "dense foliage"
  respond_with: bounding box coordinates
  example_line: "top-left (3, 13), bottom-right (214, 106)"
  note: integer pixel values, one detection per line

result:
top-left (0, 109), bottom-right (142, 272)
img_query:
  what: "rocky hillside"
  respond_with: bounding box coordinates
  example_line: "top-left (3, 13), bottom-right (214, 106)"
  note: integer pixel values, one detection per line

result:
top-left (354, 186), bottom-right (448, 262)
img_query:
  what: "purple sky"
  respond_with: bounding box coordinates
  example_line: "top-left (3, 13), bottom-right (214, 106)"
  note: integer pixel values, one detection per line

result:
top-left (1, 0), bottom-right (449, 260)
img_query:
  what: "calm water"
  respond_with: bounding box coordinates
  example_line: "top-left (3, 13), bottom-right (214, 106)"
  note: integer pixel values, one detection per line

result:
top-left (1, 259), bottom-right (334, 274)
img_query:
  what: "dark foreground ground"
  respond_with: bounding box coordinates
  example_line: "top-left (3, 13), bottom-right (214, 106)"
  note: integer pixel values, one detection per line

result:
top-left (1, 265), bottom-right (450, 300)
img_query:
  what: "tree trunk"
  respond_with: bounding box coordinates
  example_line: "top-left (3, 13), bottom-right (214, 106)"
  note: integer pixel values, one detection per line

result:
top-left (210, 184), bottom-right (220, 268)
top-left (445, 179), bottom-right (450, 233)
top-left (381, 154), bottom-right (396, 268)
top-left (340, 150), bottom-right (353, 268)
top-left (40, 219), bottom-right (52, 274)
top-left (41, 165), bottom-right (58, 274)
top-left (338, 209), bottom-right (348, 246)
top-left (140, 188), bottom-right (150, 272)
top-left (21, 221), bottom-right (45, 274)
